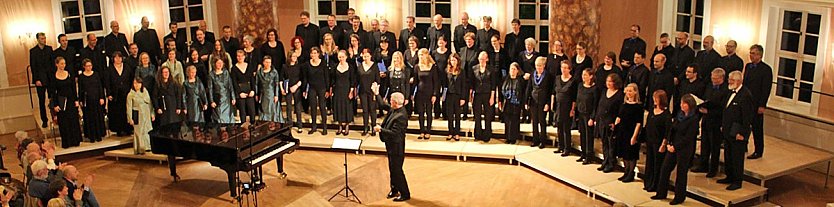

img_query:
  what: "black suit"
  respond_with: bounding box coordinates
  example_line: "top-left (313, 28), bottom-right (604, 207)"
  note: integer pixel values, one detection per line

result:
top-left (672, 45), bottom-right (695, 80)
top-left (655, 112), bottom-right (700, 202)
top-left (426, 26), bottom-right (451, 52)
top-left (742, 61), bottom-right (772, 155)
top-left (476, 28), bottom-right (499, 51)
top-left (398, 28), bottom-right (425, 53)
top-left (134, 28), bottom-right (161, 65)
top-left (54, 46), bottom-right (80, 75)
top-left (377, 95), bottom-right (410, 197)
top-left (372, 30), bottom-right (397, 52)
top-left (619, 37), bottom-right (646, 67)
top-left (505, 32), bottom-right (529, 63)
top-left (321, 25), bottom-right (344, 49)
top-left (31, 45), bottom-right (53, 125)
top-left (700, 83), bottom-right (729, 174)
top-left (722, 54), bottom-right (744, 76)
top-left (722, 86), bottom-right (754, 185)
top-left (104, 32), bottom-right (129, 61)
top-left (164, 29), bottom-right (187, 54)
top-left (694, 49), bottom-right (722, 79)
top-left (296, 23), bottom-right (321, 58)
top-left (652, 45), bottom-right (675, 70)
top-left (453, 24), bottom-right (477, 52)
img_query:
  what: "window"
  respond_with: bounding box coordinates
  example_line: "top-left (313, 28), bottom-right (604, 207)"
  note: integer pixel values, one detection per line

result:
top-left (517, 0), bottom-right (549, 51)
top-left (775, 10), bottom-right (822, 105)
top-left (167, 0), bottom-right (205, 42)
top-left (674, 0), bottom-right (705, 50)
top-left (414, 0), bottom-right (452, 41)
top-left (57, 0), bottom-right (106, 49)
top-left (315, 0), bottom-right (351, 28)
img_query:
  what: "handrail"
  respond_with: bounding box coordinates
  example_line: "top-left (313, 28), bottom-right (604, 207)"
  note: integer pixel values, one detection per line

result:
top-left (26, 65), bottom-right (33, 108)
top-left (767, 81), bottom-right (834, 126)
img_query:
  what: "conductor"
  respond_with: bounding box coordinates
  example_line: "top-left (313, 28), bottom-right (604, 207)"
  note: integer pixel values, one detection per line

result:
top-left (372, 83), bottom-right (411, 202)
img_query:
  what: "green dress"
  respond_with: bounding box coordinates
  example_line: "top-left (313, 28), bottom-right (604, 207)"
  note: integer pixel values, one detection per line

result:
top-left (183, 78), bottom-right (208, 123)
top-left (208, 69), bottom-right (236, 124)
top-left (257, 67), bottom-right (284, 122)
top-left (127, 88), bottom-right (153, 153)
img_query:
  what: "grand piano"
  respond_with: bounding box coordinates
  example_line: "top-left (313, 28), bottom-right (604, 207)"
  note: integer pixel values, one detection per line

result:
top-left (150, 121), bottom-right (299, 198)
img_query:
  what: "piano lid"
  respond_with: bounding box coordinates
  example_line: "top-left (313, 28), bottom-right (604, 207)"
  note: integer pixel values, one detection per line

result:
top-left (149, 121), bottom-right (294, 150)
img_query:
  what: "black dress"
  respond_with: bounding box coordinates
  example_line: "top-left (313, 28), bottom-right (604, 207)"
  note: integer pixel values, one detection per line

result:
top-left (106, 65), bottom-right (135, 135)
top-left (78, 72), bottom-right (107, 141)
top-left (571, 55), bottom-right (594, 77)
top-left (332, 64), bottom-right (355, 123)
top-left (50, 73), bottom-right (83, 148)
top-left (153, 81), bottom-right (184, 126)
top-left (615, 103), bottom-right (643, 160)
top-left (595, 89), bottom-right (624, 170)
top-left (553, 76), bottom-right (577, 151)
top-left (643, 109), bottom-right (671, 191)
top-left (358, 62), bottom-right (380, 129)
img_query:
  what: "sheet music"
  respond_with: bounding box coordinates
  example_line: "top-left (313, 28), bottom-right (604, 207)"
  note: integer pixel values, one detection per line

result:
top-left (331, 138), bottom-right (362, 150)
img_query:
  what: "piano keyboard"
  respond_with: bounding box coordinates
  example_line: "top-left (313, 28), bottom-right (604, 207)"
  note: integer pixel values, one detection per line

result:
top-left (250, 142), bottom-right (296, 165)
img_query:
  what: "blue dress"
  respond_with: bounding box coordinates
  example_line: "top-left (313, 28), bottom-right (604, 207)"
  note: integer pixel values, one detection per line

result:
top-left (257, 67), bottom-right (284, 122)
top-left (183, 78), bottom-right (208, 123)
top-left (207, 69), bottom-right (236, 124)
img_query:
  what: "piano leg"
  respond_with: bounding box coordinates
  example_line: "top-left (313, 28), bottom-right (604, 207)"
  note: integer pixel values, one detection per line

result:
top-left (227, 170), bottom-right (238, 199)
top-left (167, 155), bottom-right (180, 182)
top-left (276, 156), bottom-right (287, 179)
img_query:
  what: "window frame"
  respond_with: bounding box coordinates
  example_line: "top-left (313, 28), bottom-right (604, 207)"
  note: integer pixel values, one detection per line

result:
top-left (673, 0), bottom-right (710, 50)
top-left (515, 0), bottom-right (549, 52)
top-left (161, 0), bottom-right (217, 43)
top-left (411, 0), bottom-right (454, 34)
top-left (51, 0), bottom-right (115, 46)
top-left (763, 2), bottom-right (830, 115)
top-left (312, 0), bottom-right (354, 29)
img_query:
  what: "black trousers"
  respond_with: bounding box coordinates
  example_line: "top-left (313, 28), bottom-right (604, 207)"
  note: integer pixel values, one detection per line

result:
top-left (387, 154), bottom-right (410, 197)
top-left (600, 125), bottom-right (617, 169)
top-left (655, 147), bottom-right (694, 201)
top-left (503, 103), bottom-right (521, 142)
top-left (530, 102), bottom-right (548, 144)
top-left (36, 86), bottom-right (48, 124)
top-left (360, 93), bottom-right (377, 130)
top-left (308, 89), bottom-right (327, 131)
top-left (577, 113), bottom-right (594, 159)
top-left (237, 97), bottom-right (256, 124)
top-left (700, 119), bottom-right (722, 173)
top-left (752, 113), bottom-right (764, 155)
top-left (434, 95), bottom-right (443, 118)
top-left (445, 94), bottom-right (462, 136)
top-left (556, 103), bottom-right (573, 150)
top-left (724, 136), bottom-right (747, 185)
top-left (415, 96), bottom-right (433, 134)
top-left (285, 90), bottom-right (304, 128)
top-left (644, 141), bottom-right (666, 191)
top-left (472, 93), bottom-right (493, 141)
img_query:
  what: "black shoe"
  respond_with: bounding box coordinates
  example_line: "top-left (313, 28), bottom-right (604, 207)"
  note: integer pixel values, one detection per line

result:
top-left (706, 172), bottom-right (717, 178)
top-left (650, 195), bottom-right (665, 200)
top-left (726, 184), bottom-right (742, 191)
top-left (618, 174), bottom-right (627, 181)
top-left (691, 167), bottom-right (708, 173)
top-left (393, 196), bottom-right (410, 202)
top-left (716, 178), bottom-right (732, 184)
top-left (41, 122), bottom-right (48, 128)
top-left (582, 160), bottom-right (590, 165)
top-left (669, 199), bottom-right (684, 205)
top-left (530, 142), bottom-right (539, 147)
top-left (602, 167), bottom-right (614, 173)
top-left (371, 131), bottom-right (377, 136)
top-left (553, 149), bottom-right (563, 154)
top-left (307, 130), bottom-right (315, 135)
top-left (321, 130), bottom-right (328, 135)
top-left (622, 176), bottom-right (635, 183)
top-left (597, 166), bottom-right (605, 171)
top-left (576, 157), bottom-right (585, 162)
top-left (362, 130), bottom-right (368, 136)
top-left (747, 153), bottom-right (762, 159)
top-left (538, 143), bottom-right (546, 149)
top-left (336, 130), bottom-right (343, 136)
top-left (386, 191), bottom-right (399, 199)
top-left (561, 152), bottom-right (570, 157)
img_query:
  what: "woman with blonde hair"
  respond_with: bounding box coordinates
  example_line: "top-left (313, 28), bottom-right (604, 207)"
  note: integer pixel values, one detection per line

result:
top-left (387, 51), bottom-right (412, 106)
top-left (414, 48), bottom-right (439, 139)
top-left (615, 83), bottom-right (643, 182)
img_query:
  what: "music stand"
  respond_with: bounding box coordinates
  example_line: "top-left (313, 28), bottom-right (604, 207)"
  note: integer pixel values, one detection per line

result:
top-left (328, 138), bottom-right (363, 203)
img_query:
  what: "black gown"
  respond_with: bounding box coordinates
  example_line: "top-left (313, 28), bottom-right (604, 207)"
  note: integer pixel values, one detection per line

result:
top-left (615, 103), bottom-right (643, 160)
top-left (643, 109), bottom-right (671, 191)
top-left (595, 89), bottom-right (624, 170)
top-left (332, 64), bottom-right (355, 123)
top-left (153, 81), bottom-right (184, 126)
top-left (50, 73), bottom-right (83, 148)
top-left (78, 72), bottom-right (107, 141)
top-left (105, 65), bottom-right (134, 135)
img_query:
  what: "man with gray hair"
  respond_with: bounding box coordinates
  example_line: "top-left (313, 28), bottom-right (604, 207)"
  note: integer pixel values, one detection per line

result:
top-left (372, 83), bottom-right (410, 202)
top-left (103, 20), bottom-right (129, 61)
top-left (718, 70), bottom-right (754, 190)
top-left (742, 44), bottom-right (772, 159)
top-left (697, 68), bottom-right (730, 177)
top-left (426, 14), bottom-right (451, 51)
top-left (27, 160), bottom-right (52, 206)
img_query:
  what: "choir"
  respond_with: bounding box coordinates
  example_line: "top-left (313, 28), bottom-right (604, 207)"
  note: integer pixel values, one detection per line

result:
top-left (28, 11), bottom-right (773, 205)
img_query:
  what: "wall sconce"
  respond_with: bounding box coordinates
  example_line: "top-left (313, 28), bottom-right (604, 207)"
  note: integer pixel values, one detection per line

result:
top-left (18, 32), bottom-right (34, 47)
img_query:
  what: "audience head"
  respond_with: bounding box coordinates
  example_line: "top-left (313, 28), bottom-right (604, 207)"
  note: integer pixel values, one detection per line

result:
top-left (32, 160), bottom-right (49, 180)
top-left (750, 44), bottom-right (764, 63)
top-left (711, 68), bottom-right (726, 86)
top-left (652, 53), bottom-right (666, 70)
top-left (725, 40), bottom-right (738, 55)
top-left (47, 198), bottom-right (66, 207)
top-left (61, 165), bottom-right (79, 180)
top-left (652, 90), bottom-right (669, 110)
top-left (15, 130), bottom-right (28, 142)
top-left (728, 71), bottom-right (743, 90)
top-left (48, 179), bottom-right (69, 200)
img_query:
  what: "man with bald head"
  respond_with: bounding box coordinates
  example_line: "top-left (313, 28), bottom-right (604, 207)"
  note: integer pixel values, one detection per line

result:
top-left (693, 35), bottom-right (722, 80)
top-left (62, 165), bottom-right (101, 207)
top-left (103, 20), bottom-right (129, 62)
top-left (133, 16), bottom-right (161, 64)
top-left (426, 14), bottom-right (451, 51)
top-left (646, 54), bottom-right (676, 110)
top-left (454, 12), bottom-right (477, 52)
top-left (672, 32), bottom-right (696, 83)
top-left (79, 33), bottom-right (107, 73)
top-left (721, 40), bottom-right (744, 75)
top-left (372, 83), bottom-right (411, 202)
